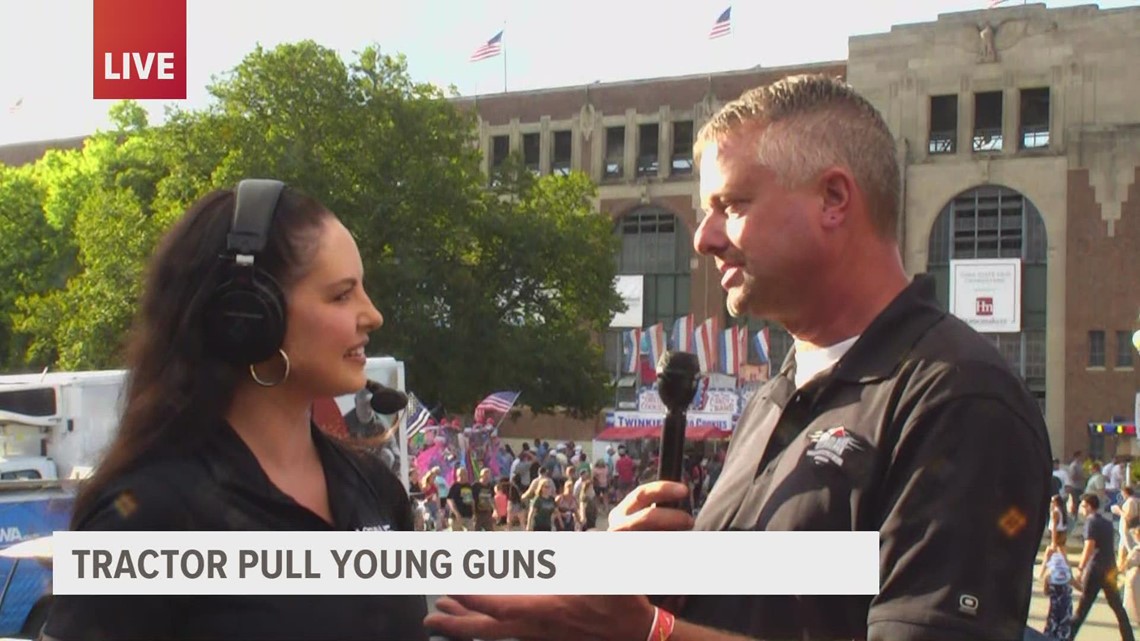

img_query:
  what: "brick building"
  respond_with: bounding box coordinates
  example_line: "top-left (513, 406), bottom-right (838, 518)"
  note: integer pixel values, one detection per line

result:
top-left (457, 3), bottom-right (1140, 458)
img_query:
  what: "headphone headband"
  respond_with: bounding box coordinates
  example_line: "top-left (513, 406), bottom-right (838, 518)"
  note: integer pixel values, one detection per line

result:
top-left (226, 179), bottom-right (285, 258)
top-left (202, 178), bottom-right (289, 365)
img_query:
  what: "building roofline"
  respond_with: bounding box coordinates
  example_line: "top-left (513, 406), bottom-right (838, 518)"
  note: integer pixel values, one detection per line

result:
top-left (452, 59), bottom-right (847, 102)
top-left (852, 2), bottom-right (1139, 42)
top-left (0, 135), bottom-right (89, 167)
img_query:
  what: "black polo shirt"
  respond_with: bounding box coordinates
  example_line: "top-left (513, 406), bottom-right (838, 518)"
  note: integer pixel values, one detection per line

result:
top-left (681, 276), bottom-right (1051, 641)
top-left (44, 421), bottom-right (428, 641)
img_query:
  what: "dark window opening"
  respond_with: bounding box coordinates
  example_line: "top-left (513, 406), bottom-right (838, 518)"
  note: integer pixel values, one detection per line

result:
top-left (552, 130), bottom-right (572, 176)
top-left (1019, 88), bottom-right (1050, 150)
top-left (0, 470), bottom-right (43, 480)
top-left (1116, 331), bottom-right (1135, 368)
top-left (522, 133), bottom-right (540, 174)
top-left (929, 95), bottom-right (957, 154)
top-left (607, 207), bottom-right (693, 391)
top-left (0, 387), bottom-right (57, 417)
top-left (490, 135), bottom-right (509, 169)
top-left (604, 126), bottom-right (624, 180)
top-left (1089, 330), bottom-right (1106, 367)
top-left (671, 121), bottom-right (693, 174)
top-left (973, 91), bottom-right (1003, 152)
top-left (637, 124), bottom-right (659, 177)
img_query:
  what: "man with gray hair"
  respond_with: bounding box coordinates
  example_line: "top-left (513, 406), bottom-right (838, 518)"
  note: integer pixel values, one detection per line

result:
top-left (425, 74), bottom-right (1051, 641)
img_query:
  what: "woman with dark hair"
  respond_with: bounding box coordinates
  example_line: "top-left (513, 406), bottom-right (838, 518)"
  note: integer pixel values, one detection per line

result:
top-left (43, 180), bottom-right (428, 641)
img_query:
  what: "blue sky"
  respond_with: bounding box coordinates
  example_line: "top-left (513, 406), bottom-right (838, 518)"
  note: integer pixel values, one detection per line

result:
top-left (1, 0), bottom-right (1135, 145)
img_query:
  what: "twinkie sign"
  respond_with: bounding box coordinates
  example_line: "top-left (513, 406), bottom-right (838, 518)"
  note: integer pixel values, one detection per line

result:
top-left (94, 0), bottom-right (186, 99)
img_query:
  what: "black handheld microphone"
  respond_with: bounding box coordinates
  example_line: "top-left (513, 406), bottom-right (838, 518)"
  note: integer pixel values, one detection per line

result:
top-left (656, 351), bottom-right (701, 508)
top-left (365, 380), bottom-right (408, 415)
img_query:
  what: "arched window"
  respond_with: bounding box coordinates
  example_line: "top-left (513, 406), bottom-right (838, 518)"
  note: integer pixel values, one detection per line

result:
top-left (603, 207), bottom-right (692, 378)
top-left (926, 185), bottom-right (1048, 414)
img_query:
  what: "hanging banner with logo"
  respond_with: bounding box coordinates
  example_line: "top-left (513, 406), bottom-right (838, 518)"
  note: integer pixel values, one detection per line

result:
top-left (610, 276), bottom-right (644, 328)
top-left (948, 258), bottom-right (1021, 333)
top-left (605, 411), bottom-right (734, 432)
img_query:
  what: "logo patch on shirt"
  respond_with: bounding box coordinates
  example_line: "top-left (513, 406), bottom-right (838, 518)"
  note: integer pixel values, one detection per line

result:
top-left (805, 426), bottom-right (863, 467)
top-left (357, 524), bottom-right (392, 532)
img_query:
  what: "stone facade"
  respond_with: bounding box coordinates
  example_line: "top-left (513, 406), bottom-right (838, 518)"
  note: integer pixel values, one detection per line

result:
top-left (849, 3), bottom-right (1140, 456)
top-left (468, 3), bottom-right (1140, 456)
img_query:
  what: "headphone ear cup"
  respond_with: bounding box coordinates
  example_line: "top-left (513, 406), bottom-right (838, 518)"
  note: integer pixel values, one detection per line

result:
top-left (203, 268), bottom-right (287, 365)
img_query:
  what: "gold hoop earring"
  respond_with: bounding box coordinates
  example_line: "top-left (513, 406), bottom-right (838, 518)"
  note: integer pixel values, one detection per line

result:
top-left (250, 349), bottom-right (291, 387)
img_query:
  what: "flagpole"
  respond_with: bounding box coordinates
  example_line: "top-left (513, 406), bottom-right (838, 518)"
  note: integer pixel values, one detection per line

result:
top-left (502, 22), bottom-right (508, 93)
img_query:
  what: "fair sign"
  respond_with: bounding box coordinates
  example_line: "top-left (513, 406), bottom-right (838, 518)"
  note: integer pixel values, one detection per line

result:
top-left (605, 411), bottom-right (734, 431)
top-left (949, 258), bottom-right (1021, 333)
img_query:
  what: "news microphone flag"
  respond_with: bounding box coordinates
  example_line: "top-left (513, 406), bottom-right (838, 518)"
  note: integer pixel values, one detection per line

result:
top-left (469, 30), bottom-right (504, 62)
top-left (473, 391), bottom-right (520, 423)
top-left (708, 7), bottom-right (732, 39)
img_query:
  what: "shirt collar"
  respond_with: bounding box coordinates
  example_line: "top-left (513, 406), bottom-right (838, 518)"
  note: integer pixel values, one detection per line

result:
top-left (774, 274), bottom-right (946, 387)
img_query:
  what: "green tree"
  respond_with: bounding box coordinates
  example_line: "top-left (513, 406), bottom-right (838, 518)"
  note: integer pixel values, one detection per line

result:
top-left (12, 105), bottom-right (181, 369)
top-left (0, 164), bottom-right (69, 370)
top-left (3, 40), bottom-right (624, 417)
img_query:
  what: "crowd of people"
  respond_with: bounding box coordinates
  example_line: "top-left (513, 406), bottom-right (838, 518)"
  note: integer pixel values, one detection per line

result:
top-left (406, 439), bottom-right (724, 532)
top-left (1039, 452), bottom-right (1140, 640)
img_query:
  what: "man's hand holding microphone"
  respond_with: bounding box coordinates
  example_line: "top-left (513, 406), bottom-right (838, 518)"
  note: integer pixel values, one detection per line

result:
top-left (425, 352), bottom-right (705, 641)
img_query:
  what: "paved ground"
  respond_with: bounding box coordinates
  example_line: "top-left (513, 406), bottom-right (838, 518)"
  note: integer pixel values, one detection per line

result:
top-left (1026, 538), bottom-right (1138, 641)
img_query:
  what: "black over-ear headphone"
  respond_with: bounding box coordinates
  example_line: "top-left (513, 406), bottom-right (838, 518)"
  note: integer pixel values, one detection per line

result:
top-left (202, 179), bottom-right (288, 365)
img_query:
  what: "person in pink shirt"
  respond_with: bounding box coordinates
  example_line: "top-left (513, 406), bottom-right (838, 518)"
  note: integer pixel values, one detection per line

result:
top-left (615, 449), bottom-right (636, 500)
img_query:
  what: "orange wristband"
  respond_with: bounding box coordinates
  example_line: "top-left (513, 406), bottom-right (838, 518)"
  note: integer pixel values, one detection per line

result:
top-left (646, 606), bottom-right (676, 641)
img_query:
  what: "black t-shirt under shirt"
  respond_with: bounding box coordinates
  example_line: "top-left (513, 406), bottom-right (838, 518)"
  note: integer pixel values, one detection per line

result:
top-left (43, 421), bottom-right (428, 641)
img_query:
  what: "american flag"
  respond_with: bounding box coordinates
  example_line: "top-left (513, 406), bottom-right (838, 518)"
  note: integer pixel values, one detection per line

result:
top-left (470, 30), bottom-right (504, 62)
top-left (404, 392), bottom-right (432, 438)
top-left (473, 391), bottom-right (520, 423)
top-left (708, 7), bottom-right (731, 39)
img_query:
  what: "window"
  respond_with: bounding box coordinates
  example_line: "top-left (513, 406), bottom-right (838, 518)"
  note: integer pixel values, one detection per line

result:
top-left (927, 185), bottom-right (1048, 409)
top-left (522, 133), bottom-right (540, 174)
top-left (603, 207), bottom-right (693, 379)
top-left (637, 123), bottom-right (659, 177)
top-left (604, 126), bottom-right (625, 179)
top-left (551, 130), bottom-right (572, 176)
top-left (973, 91), bottom-right (1003, 152)
top-left (490, 135), bottom-right (509, 169)
top-left (1019, 88), bottom-right (1050, 150)
top-left (1117, 331), bottom-right (1135, 368)
top-left (0, 470), bottom-right (43, 481)
top-left (671, 121), bottom-right (693, 174)
top-left (1089, 330), bottom-right (1106, 368)
top-left (929, 95), bottom-right (957, 154)
top-left (0, 387), bottom-right (57, 416)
